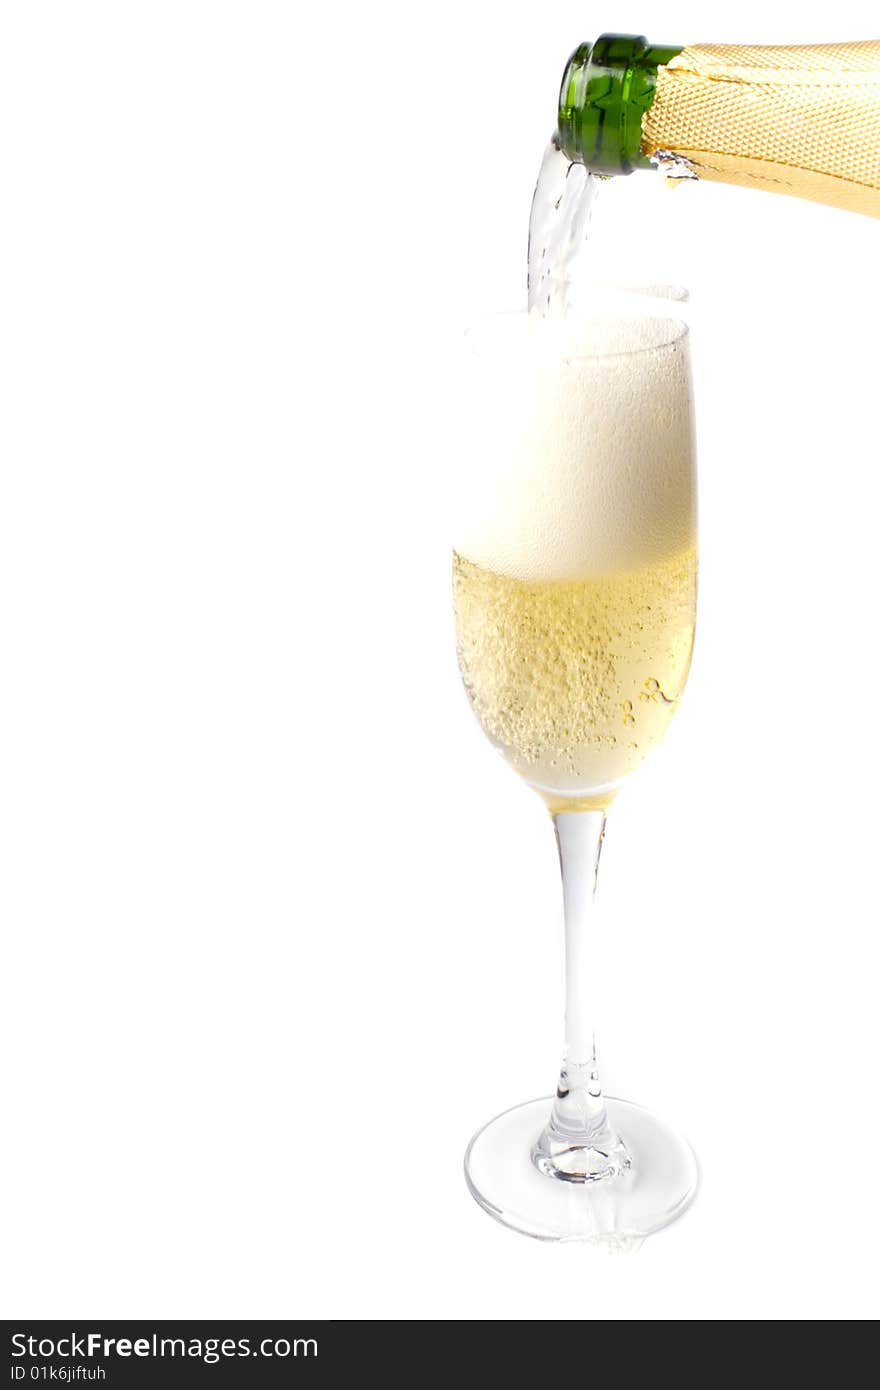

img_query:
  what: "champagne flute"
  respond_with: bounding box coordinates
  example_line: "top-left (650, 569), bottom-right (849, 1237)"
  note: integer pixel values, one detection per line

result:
top-left (453, 307), bottom-right (698, 1243)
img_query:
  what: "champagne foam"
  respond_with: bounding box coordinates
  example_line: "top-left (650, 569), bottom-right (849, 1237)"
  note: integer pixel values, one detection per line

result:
top-left (453, 314), bottom-right (696, 581)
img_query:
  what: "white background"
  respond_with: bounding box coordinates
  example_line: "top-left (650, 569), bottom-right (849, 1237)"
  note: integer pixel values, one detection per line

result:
top-left (2, 0), bottom-right (878, 1322)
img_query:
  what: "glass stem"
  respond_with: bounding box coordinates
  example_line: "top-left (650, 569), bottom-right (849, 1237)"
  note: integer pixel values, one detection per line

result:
top-left (532, 809), bottom-right (631, 1182)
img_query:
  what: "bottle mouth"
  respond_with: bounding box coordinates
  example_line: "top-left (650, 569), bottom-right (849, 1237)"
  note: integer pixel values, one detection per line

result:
top-left (557, 34), bottom-right (682, 175)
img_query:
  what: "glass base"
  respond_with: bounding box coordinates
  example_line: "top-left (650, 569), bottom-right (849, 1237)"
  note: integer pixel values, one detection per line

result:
top-left (464, 1096), bottom-right (698, 1247)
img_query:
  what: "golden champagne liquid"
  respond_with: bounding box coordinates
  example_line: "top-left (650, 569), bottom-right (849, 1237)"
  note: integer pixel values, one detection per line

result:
top-left (453, 546), bottom-right (696, 810)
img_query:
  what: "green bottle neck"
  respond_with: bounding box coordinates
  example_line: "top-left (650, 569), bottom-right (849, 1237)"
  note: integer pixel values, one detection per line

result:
top-left (557, 34), bottom-right (683, 175)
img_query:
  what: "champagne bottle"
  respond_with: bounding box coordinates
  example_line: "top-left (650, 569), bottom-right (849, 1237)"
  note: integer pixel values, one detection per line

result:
top-left (558, 33), bottom-right (880, 216)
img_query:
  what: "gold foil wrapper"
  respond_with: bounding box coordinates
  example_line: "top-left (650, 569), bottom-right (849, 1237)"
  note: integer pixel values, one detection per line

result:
top-left (643, 40), bottom-right (880, 217)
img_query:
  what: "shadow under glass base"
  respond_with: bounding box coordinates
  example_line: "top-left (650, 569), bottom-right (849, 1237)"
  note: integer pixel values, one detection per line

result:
top-left (464, 1096), bottom-right (698, 1247)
